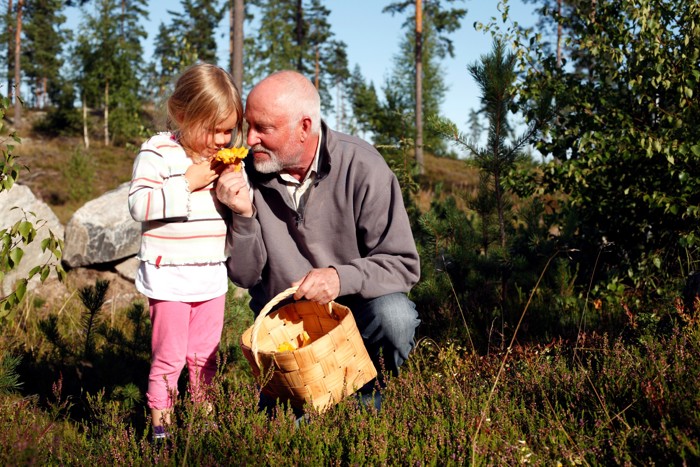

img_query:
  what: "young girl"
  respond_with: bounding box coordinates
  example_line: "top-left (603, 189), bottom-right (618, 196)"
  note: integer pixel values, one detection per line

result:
top-left (128, 63), bottom-right (250, 441)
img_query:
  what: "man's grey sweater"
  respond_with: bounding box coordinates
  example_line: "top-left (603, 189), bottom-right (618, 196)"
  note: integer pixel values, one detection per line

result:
top-left (226, 123), bottom-right (420, 313)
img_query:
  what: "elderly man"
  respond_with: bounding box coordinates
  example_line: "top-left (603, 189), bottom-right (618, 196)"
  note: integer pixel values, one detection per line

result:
top-left (216, 70), bottom-right (420, 408)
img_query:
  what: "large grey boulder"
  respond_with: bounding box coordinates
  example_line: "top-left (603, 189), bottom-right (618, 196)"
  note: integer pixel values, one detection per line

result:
top-left (0, 184), bottom-right (65, 295)
top-left (63, 182), bottom-right (141, 268)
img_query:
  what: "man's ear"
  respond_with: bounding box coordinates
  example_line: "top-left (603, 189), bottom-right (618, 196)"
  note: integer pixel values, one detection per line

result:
top-left (299, 116), bottom-right (312, 142)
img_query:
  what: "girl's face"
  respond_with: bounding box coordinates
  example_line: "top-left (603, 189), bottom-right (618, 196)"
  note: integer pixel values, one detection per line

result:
top-left (189, 112), bottom-right (240, 160)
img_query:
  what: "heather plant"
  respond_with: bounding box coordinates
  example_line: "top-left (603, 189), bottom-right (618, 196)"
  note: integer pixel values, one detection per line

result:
top-left (1, 317), bottom-right (699, 464)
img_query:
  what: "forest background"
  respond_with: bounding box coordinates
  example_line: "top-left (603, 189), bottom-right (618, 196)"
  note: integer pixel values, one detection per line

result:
top-left (1, 0), bottom-right (699, 465)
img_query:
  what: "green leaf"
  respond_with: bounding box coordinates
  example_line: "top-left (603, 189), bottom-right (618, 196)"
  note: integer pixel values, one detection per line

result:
top-left (18, 221), bottom-right (34, 242)
top-left (9, 248), bottom-right (23, 268)
top-left (14, 279), bottom-right (27, 301)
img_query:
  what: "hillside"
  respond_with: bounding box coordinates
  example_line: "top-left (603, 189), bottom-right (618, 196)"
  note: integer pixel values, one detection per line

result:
top-left (12, 134), bottom-right (478, 224)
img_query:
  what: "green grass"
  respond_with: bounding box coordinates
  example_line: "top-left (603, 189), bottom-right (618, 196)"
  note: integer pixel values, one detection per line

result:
top-left (13, 134), bottom-right (136, 224)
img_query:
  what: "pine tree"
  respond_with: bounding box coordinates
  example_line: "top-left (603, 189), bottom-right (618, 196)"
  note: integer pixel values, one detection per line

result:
top-left (73, 0), bottom-right (148, 146)
top-left (169, 0), bottom-right (224, 64)
top-left (382, 19), bottom-right (450, 156)
top-left (245, 0), bottom-right (349, 113)
top-left (382, 0), bottom-right (467, 167)
top-left (345, 65), bottom-right (380, 139)
top-left (21, 0), bottom-right (68, 109)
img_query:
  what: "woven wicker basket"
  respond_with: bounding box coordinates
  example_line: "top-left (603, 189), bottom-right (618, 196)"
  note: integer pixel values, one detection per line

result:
top-left (240, 286), bottom-right (377, 412)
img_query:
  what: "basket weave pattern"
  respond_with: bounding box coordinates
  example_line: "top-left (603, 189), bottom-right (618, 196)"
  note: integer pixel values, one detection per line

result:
top-left (240, 287), bottom-right (377, 411)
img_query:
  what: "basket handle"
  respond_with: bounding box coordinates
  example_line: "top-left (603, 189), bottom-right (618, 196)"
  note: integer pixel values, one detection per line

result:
top-left (250, 286), bottom-right (336, 369)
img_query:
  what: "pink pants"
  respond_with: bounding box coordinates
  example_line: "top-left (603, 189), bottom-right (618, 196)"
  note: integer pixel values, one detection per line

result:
top-left (146, 294), bottom-right (225, 410)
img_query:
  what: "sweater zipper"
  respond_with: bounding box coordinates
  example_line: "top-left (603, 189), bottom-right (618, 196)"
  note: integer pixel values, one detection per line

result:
top-left (295, 180), bottom-right (320, 227)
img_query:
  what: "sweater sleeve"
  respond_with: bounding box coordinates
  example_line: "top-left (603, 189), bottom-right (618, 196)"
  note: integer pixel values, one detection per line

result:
top-left (331, 172), bottom-right (420, 298)
top-left (128, 149), bottom-right (190, 222)
top-left (225, 211), bottom-right (267, 288)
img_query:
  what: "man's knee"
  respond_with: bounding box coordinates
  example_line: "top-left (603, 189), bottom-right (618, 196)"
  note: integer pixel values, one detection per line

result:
top-left (375, 293), bottom-right (419, 342)
top-left (351, 293), bottom-right (420, 348)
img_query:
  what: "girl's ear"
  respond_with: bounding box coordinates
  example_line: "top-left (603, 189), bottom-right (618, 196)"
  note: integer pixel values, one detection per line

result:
top-left (173, 112), bottom-right (185, 126)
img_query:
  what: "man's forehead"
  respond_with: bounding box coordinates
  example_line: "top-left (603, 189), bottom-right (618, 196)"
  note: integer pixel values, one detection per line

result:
top-left (244, 103), bottom-right (285, 125)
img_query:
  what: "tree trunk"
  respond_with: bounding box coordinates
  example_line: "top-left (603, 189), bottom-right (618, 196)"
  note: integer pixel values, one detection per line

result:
top-left (82, 96), bottom-right (90, 149)
top-left (232, 0), bottom-right (244, 91)
top-left (295, 0), bottom-right (303, 72)
top-left (414, 0), bottom-right (424, 175)
top-left (229, 2), bottom-right (234, 75)
top-left (336, 80), bottom-right (344, 132)
top-left (314, 44), bottom-right (320, 88)
top-left (13, 0), bottom-right (23, 128)
top-left (6, 0), bottom-right (13, 101)
top-left (104, 80), bottom-right (109, 146)
top-left (121, 0), bottom-right (126, 37)
top-left (36, 77), bottom-right (47, 108)
top-left (556, 0), bottom-right (562, 68)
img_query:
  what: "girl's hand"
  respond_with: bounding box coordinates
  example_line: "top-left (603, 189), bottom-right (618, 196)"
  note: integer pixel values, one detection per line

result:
top-left (216, 168), bottom-right (253, 217)
top-left (185, 159), bottom-right (219, 191)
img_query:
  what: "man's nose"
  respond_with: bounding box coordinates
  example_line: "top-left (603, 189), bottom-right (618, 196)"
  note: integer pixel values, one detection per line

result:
top-left (247, 128), bottom-right (259, 147)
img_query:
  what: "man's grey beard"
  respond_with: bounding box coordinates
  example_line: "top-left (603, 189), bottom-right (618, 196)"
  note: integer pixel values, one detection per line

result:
top-left (251, 147), bottom-right (284, 174)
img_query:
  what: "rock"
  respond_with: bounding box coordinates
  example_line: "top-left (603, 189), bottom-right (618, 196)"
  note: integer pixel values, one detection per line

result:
top-left (0, 184), bottom-right (65, 295)
top-left (63, 182), bottom-right (141, 268)
top-left (115, 256), bottom-right (140, 282)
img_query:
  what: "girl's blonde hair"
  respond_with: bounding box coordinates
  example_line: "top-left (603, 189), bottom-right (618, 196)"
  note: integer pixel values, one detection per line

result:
top-left (167, 63), bottom-right (244, 156)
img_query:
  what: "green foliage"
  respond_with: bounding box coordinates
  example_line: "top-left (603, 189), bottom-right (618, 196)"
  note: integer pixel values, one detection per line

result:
top-left (387, 20), bottom-right (452, 156)
top-left (147, 23), bottom-right (196, 105)
top-left (169, 0), bottom-right (225, 64)
top-left (73, 0), bottom-right (149, 143)
top-left (62, 147), bottom-right (95, 203)
top-left (0, 353), bottom-right (22, 394)
top-left (419, 37), bottom-right (575, 348)
top-left (383, 0), bottom-right (468, 59)
top-left (516, 0), bottom-right (700, 293)
top-left (0, 210), bottom-right (65, 315)
top-left (245, 0), bottom-right (349, 111)
top-left (21, 0), bottom-right (70, 108)
top-left (1, 97), bottom-right (65, 316)
top-left (79, 279), bottom-right (110, 360)
top-left (31, 83), bottom-right (83, 137)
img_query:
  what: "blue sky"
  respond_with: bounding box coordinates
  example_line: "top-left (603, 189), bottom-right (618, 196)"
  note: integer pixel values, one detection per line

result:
top-left (68, 1), bottom-right (537, 141)
top-left (324, 1), bottom-right (536, 133)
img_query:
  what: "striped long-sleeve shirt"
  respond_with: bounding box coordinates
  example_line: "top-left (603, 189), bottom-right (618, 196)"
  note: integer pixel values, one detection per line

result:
top-left (128, 132), bottom-right (230, 266)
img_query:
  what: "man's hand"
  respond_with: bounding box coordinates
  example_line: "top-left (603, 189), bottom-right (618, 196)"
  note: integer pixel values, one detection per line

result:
top-left (216, 166), bottom-right (253, 217)
top-left (292, 268), bottom-right (340, 305)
